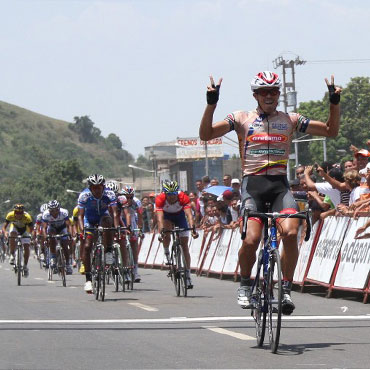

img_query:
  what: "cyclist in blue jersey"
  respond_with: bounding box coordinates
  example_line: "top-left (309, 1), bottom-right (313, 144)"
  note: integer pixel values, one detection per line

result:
top-left (77, 174), bottom-right (120, 293)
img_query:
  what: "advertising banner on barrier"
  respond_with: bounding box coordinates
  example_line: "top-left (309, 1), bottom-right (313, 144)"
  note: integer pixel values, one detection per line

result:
top-left (223, 230), bottom-right (242, 275)
top-left (139, 233), bottom-right (154, 265)
top-left (153, 239), bottom-right (165, 267)
top-left (190, 230), bottom-right (204, 270)
top-left (294, 222), bottom-right (320, 283)
top-left (307, 217), bottom-right (349, 284)
top-left (146, 237), bottom-right (160, 267)
top-left (209, 229), bottom-right (233, 274)
top-left (201, 234), bottom-right (220, 274)
top-left (334, 217), bottom-right (370, 289)
top-left (197, 231), bottom-right (215, 273)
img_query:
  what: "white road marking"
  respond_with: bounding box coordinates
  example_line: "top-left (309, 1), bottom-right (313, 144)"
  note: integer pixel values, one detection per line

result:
top-left (5, 268), bottom-right (10, 271)
top-left (203, 326), bottom-right (254, 340)
top-left (341, 306), bottom-right (348, 313)
top-left (129, 303), bottom-right (159, 312)
top-left (34, 278), bottom-right (43, 281)
top-left (0, 315), bottom-right (369, 325)
top-left (68, 286), bottom-right (77, 289)
top-left (47, 281), bottom-right (55, 284)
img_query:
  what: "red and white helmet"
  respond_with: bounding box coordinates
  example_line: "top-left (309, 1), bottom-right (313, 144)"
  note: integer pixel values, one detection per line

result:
top-left (250, 71), bottom-right (281, 91)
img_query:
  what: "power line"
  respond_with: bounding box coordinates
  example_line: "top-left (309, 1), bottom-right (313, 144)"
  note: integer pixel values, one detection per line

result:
top-left (306, 58), bottom-right (370, 64)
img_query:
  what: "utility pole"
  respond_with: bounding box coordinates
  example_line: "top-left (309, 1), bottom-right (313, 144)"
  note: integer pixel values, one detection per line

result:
top-left (273, 55), bottom-right (306, 176)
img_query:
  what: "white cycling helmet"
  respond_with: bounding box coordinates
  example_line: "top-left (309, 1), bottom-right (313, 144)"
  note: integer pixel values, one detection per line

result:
top-left (106, 181), bottom-right (119, 193)
top-left (87, 174), bottom-right (105, 187)
top-left (250, 71), bottom-right (281, 91)
top-left (40, 203), bottom-right (48, 213)
top-left (48, 200), bottom-right (60, 210)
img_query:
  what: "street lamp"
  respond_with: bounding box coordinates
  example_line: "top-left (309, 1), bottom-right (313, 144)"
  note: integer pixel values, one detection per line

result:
top-left (128, 164), bottom-right (156, 194)
top-left (66, 189), bottom-right (80, 194)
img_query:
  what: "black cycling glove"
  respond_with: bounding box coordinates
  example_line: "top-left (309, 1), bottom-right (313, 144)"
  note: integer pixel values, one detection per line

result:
top-left (327, 84), bottom-right (340, 105)
top-left (207, 84), bottom-right (221, 105)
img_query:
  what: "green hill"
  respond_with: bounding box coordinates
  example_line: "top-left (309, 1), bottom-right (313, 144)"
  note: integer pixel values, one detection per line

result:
top-left (0, 100), bottom-right (133, 182)
top-left (0, 101), bottom-right (135, 218)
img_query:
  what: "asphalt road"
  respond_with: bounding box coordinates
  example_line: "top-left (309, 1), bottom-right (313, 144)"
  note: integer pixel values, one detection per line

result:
top-left (0, 255), bottom-right (369, 369)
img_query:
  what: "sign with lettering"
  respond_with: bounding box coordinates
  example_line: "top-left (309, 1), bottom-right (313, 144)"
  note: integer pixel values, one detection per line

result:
top-left (334, 217), bottom-right (370, 289)
top-left (176, 137), bottom-right (223, 159)
top-left (307, 217), bottom-right (349, 283)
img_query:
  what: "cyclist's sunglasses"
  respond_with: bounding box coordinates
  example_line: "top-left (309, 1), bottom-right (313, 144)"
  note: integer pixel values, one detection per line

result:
top-left (166, 192), bottom-right (178, 196)
top-left (256, 89), bottom-right (280, 97)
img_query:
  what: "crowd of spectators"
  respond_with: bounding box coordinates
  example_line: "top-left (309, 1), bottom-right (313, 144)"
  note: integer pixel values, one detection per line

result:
top-left (289, 140), bottom-right (370, 238)
top-left (140, 140), bottom-right (370, 240)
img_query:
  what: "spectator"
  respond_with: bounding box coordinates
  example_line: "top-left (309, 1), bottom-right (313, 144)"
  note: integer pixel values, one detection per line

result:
top-left (200, 205), bottom-right (220, 234)
top-left (188, 192), bottom-right (200, 226)
top-left (195, 179), bottom-right (205, 217)
top-left (231, 178), bottom-right (241, 198)
top-left (210, 178), bottom-right (219, 186)
top-left (295, 165), bottom-right (305, 178)
top-left (149, 192), bottom-right (156, 205)
top-left (223, 174), bottom-right (232, 187)
top-left (229, 198), bottom-right (240, 222)
top-left (202, 175), bottom-right (211, 189)
top-left (343, 160), bottom-right (355, 171)
top-left (141, 196), bottom-right (151, 233)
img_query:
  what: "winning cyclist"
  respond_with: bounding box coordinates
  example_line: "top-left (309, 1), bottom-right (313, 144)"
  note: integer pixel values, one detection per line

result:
top-left (42, 200), bottom-right (73, 275)
top-left (78, 174), bottom-right (120, 293)
top-left (200, 71), bottom-right (341, 314)
top-left (2, 204), bottom-right (34, 277)
top-left (156, 180), bottom-right (198, 289)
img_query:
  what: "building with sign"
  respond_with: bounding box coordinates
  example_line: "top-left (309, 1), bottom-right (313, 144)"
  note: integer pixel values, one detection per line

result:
top-left (144, 137), bottom-right (241, 193)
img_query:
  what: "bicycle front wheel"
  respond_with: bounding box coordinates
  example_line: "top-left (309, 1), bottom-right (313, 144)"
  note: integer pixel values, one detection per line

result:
top-left (17, 247), bottom-right (22, 286)
top-left (253, 250), bottom-right (266, 347)
top-left (99, 248), bottom-right (106, 301)
top-left (267, 248), bottom-right (282, 353)
top-left (177, 245), bottom-right (188, 297)
top-left (57, 249), bottom-right (66, 287)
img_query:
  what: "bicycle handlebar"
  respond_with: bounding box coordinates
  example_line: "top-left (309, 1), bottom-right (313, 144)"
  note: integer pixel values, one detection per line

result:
top-left (242, 210), bottom-right (311, 242)
top-left (46, 233), bottom-right (71, 239)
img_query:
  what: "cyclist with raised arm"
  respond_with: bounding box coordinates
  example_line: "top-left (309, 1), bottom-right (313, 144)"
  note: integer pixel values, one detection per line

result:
top-left (42, 200), bottom-right (73, 275)
top-left (156, 180), bottom-right (198, 289)
top-left (200, 71), bottom-right (341, 314)
top-left (78, 174), bottom-right (120, 294)
top-left (2, 204), bottom-right (34, 277)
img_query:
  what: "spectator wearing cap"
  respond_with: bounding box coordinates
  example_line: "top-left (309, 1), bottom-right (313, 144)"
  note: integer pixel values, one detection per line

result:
top-left (149, 193), bottom-right (156, 205)
top-left (231, 178), bottom-right (241, 198)
top-left (223, 174), bottom-right (232, 187)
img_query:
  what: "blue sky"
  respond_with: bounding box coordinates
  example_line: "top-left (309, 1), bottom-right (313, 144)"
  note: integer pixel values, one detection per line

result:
top-left (0, 0), bottom-right (369, 158)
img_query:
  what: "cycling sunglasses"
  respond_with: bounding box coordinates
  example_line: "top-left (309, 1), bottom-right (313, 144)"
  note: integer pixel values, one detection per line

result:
top-left (256, 89), bottom-right (280, 97)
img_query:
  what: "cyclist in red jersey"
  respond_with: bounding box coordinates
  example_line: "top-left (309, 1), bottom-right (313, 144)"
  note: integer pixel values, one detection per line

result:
top-left (156, 180), bottom-right (198, 288)
top-left (200, 71), bottom-right (341, 314)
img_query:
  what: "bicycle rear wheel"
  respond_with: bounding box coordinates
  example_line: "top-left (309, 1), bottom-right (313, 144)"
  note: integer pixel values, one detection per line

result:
top-left (267, 248), bottom-right (282, 353)
top-left (177, 245), bottom-right (188, 297)
top-left (252, 250), bottom-right (266, 347)
top-left (57, 248), bottom-right (66, 287)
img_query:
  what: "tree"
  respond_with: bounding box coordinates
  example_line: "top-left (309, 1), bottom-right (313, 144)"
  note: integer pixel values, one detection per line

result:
top-left (106, 133), bottom-right (122, 150)
top-left (297, 76), bottom-right (370, 165)
top-left (69, 116), bottom-right (102, 143)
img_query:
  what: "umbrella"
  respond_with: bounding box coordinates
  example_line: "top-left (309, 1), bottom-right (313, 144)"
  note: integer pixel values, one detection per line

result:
top-left (203, 185), bottom-right (233, 197)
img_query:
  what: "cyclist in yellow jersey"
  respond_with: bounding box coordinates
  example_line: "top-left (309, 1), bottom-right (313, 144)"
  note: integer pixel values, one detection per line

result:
top-left (70, 206), bottom-right (84, 271)
top-left (200, 72), bottom-right (341, 314)
top-left (2, 204), bottom-right (34, 277)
